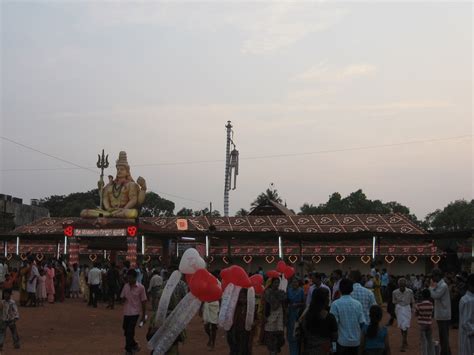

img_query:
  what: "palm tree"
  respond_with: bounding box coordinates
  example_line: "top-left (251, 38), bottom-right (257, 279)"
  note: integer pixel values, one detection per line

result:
top-left (251, 183), bottom-right (283, 207)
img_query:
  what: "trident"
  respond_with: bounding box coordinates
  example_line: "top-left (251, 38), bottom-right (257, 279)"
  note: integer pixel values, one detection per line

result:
top-left (96, 149), bottom-right (109, 209)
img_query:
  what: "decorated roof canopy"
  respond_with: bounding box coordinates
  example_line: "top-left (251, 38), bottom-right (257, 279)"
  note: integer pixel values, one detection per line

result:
top-left (12, 213), bottom-right (426, 239)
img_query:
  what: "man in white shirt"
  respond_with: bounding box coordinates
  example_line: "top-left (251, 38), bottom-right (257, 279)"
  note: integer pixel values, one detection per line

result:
top-left (306, 272), bottom-right (332, 307)
top-left (87, 262), bottom-right (102, 308)
top-left (430, 269), bottom-right (452, 355)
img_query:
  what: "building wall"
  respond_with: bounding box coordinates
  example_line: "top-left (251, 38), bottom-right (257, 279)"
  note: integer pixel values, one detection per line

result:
top-left (0, 196), bottom-right (49, 227)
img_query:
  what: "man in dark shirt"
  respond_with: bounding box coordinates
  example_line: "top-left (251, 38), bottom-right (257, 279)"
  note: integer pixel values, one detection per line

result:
top-left (106, 262), bottom-right (120, 309)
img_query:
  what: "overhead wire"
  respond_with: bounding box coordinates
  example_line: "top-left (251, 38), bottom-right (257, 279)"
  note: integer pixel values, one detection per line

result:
top-left (1, 134), bottom-right (471, 172)
top-left (0, 136), bottom-right (208, 205)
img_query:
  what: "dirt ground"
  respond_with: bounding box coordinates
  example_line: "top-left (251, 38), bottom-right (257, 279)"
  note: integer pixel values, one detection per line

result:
top-left (2, 292), bottom-right (459, 355)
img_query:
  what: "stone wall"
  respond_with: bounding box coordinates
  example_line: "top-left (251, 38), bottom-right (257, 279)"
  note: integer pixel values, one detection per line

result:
top-left (0, 196), bottom-right (50, 227)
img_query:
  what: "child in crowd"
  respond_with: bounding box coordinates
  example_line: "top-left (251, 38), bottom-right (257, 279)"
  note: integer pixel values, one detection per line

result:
top-left (360, 305), bottom-right (391, 355)
top-left (2, 275), bottom-right (15, 300)
top-left (36, 269), bottom-right (47, 306)
top-left (0, 289), bottom-right (20, 351)
top-left (415, 289), bottom-right (434, 355)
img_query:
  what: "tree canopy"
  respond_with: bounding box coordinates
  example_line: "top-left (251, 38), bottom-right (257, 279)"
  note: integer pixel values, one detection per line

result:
top-left (251, 184), bottom-right (283, 207)
top-left (39, 190), bottom-right (99, 217)
top-left (424, 199), bottom-right (474, 231)
top-left (235, 208), bottom-right (249, 216)
top-left (39, 190), bottom-right (175, 217)
top-left (299, 189), bottom-right (418, 222)
top-left (140, 192), bottom-right (175, 217)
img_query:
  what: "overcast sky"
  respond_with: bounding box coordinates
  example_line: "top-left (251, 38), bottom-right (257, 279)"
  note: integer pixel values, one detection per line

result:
top-left (1, 1), bottom-right (472, 219)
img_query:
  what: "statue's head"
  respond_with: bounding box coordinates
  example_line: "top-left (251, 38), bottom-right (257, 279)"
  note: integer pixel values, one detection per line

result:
top-left (115, 151), bottom-right (131, 181)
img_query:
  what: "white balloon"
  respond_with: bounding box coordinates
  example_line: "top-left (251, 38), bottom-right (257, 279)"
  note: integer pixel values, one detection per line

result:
top-left (178, 248), bottom-right (206, 274)
top-left (223, 285), bottom-right (242, 331)
top-left (218, 283), bottom-right (235, 328)
top-left (147, 292), bottom-right (202, 353)
top-left (245, 287), bottom-right (255, 331)
top-left (279, 275), bottom-right (288, 291)
top-left (154, 270), bottom-right (181, 328)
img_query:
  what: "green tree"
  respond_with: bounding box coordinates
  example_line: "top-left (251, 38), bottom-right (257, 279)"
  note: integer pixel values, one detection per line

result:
top-left (424, 199), bottom-right (474, 231)
top-left (299, 189), bottom-right (419, 222)
top-left (251, 184), bottom-right (283, 207)
top-left (235, 208), bottom-right (249, 216)
top-left (39, 190), bottom-right (99, 217)
top-left (193, 208), bottom-right (221, 217)
top-left (140, 192), bottom-right (175, 217)
top-left (176, 208), bottom-right (194, 216)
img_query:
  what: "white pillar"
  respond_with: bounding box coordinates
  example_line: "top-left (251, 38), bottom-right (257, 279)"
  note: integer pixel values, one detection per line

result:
top-left (205, 235), bottom-right (209, 257)
top-left (372, 236), bottom-right (376, 259)
top-left (141, 236), bottom-right (145, 255)
top-left (16, 237), bottom-right (19, 255)
top-left (278, 236), bottom-right (283, 259)
top-left (64, 236), bottom-right (68, 254)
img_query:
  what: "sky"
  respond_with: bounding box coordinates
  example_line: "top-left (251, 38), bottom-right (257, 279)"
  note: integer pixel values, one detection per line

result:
top-left (0, 1), bottom-right (472, 220)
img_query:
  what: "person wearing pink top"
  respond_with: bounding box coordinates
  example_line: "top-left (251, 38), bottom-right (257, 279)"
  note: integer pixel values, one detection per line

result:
top-left (120, 269), bottom-right (147, 355)
top-left (45, 263), bottom-right (55, 304)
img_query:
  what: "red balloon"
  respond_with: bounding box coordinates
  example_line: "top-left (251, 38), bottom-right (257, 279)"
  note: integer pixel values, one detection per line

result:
top-left (266, 270), bottom-right (279, 279)
top-left (185, 274), bottom-right (194, 284)
top-left (227, 265), bottom-right (252, 288)
top-left (189, 269), bottom-right (222, 302)
top-left (221, 279), bottom-right (229, 291)
top-left (220, 267), bottom-right (231, 281)
top-left (254, 284), bottom-right (264, 295)
top-left (250, 274), bottom-right (263, 287)
top-left (283, 266), bottom-right (295, 279)
top-left (276, 260), bottom-right (287, 273)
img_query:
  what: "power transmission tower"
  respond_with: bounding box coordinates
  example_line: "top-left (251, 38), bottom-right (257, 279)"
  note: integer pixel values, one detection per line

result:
top-left (223, 121), bottom-right (239, 216)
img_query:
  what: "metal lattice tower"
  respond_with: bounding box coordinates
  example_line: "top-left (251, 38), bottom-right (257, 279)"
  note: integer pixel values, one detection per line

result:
top-left (223, 121), bottom-right (238, 216)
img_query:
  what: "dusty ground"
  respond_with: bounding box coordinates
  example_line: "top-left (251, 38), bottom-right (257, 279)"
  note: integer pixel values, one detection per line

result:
top-left (2, 292), bottom-right (459, 355)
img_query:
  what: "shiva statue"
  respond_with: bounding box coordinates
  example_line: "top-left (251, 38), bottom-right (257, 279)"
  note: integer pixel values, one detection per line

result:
top-left (81, 151), bottom-right (146, 219)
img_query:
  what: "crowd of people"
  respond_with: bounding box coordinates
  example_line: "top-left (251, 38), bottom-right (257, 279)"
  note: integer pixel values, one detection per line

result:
top-left (0, 255), bottom-right (473, 355)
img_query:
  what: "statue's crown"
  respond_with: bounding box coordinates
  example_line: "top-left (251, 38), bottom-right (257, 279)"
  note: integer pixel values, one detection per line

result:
top-left (116, 151), bottom-right (129, 167)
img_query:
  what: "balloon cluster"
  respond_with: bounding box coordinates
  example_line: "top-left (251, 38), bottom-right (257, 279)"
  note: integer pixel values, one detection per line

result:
top-left (267, 260), bottom-right (295, 279)
top-left (147, 248), bottom-right (222, 354)
top-left (266, 260), bottom-right (295, 291)
top-left (218, 265), bottom-right (264, 332)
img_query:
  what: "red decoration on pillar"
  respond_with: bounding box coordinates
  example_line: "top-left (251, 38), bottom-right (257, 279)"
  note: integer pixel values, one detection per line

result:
top-left (68, 237), bottom-right (79, 267)
top-left (64, 226), bottom-right (74, 237)
top-left (126, 236), bottom-right (137, 267)
top-left (127, 226), bottom-right (137, 237)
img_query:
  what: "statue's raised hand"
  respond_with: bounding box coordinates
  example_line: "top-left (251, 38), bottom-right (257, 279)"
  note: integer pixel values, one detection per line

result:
top-left (137, 176), bottom-right (147, 191)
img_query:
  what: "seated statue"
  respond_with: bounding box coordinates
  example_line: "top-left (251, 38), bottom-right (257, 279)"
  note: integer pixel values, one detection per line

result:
top-left (81, 151), bottom-right (146, 219)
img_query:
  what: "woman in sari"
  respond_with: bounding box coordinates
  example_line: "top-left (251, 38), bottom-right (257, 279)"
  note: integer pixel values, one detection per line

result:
top-left (264, 278), bottom-right (286, 355)
top-left (373, 274), bottom-right (383, 305)
top-left (19, 262), bottom-right (30, 306)
top-left (55, 263), bottom-right (65, 302)
top-left (258, 278), bottom-right (273, 345)
top-left (287, 278), bottom-right (304, 355)
top-left (45, 262), bottom-right (55, 303)
top-left (226, 288), bottom-right (254, 355)
top-left (299, 288), bottom-right (338, 355)
top-left (70, 263), bottom-right (81, 298)
top-left (80, 264), bottom-right (89, 303)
